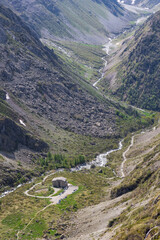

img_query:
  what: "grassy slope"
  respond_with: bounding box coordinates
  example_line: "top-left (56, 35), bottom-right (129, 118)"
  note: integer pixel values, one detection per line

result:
top-left (41, 39), bottom-right (105, 84)
top-left (0, 170), bottom-right (110, 239)
top-left (0, 4), bottom-right (155, 194)
top-left (109, 123), bottom-right (160, 240)
top-left (1, 118), bottom-right (160, 239)
top-left (111, 11), bottom-right (160, 111)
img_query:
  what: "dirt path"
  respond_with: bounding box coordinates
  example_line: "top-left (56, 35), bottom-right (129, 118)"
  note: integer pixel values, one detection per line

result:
top-left (65, 122), bottom-right (160, 240)
top-left (120, 122), bottom-right (159, 178)
top-left (17, 203), bottom-right (53, 240)
top-left (120, 135), bottom-right (134, 178)
top-left (17, 173), bottom-right (78, 239)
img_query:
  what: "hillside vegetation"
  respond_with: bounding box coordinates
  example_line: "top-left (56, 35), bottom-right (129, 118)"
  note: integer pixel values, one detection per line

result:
top-left (113, 11), bottom-right (160, 111)
top-left (0, 4), bottom-right (155, 193)
top-left (109, 124), bottom-right (160, 240)
top-left (0, 2), bottom-right (159, 240)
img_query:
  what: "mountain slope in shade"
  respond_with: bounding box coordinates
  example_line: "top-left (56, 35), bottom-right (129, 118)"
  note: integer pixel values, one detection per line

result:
top-left (0, 0), bottom-right (136, 44)
top-left (114, 11), bottom-right (160, 111)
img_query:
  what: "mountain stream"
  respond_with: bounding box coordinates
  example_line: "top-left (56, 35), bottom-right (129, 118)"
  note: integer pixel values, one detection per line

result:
top-left (0, 37), bottom-right (122, 198)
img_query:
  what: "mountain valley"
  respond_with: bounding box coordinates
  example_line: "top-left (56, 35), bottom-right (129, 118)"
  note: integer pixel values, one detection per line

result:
top-left (0, 0), bottom-right (137, 44)
top-left (99, 10), bottom-right (160, 111)
top-left (0, 0), bottom-right (160, 239)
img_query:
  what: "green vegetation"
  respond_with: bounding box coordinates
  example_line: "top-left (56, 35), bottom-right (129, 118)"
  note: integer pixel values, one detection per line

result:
top-left (0, 4), bottom-right (160, 240)
top-left (108, 124), bottom-right (160, 240)
top-left (115, 11), bottom-right (160, 111)
top-left (2, 212), bottom-right (23, 228)
top-left (21, 218), bottom-right (46, 240)
top-left (110, 168), bottom-right (160, 240)
top-left (111, 168), bottom-right (153, 198)
top-left (38, 153), bottom-right (85, 170)
top-left (44, 39), bottom-right (104, 84)
top-left (116, 109), bottom-right (155, 136)
top-left (0, 98), bottom-right (18, 120)
top-left (0, 169), bottom-right (111, 239)
top-left (0, 118), bottom-right (160, 239)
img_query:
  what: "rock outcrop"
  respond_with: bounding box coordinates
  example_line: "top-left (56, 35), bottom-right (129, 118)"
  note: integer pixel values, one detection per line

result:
top-left (0, 118), bottom-right (49, 152)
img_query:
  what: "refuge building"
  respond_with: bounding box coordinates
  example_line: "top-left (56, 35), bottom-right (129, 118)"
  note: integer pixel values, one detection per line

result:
top-left (52, 177), bottom-right (68, 189)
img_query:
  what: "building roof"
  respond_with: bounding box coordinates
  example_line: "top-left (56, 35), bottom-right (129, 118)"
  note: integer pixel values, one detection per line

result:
top-left (52, 177), bottom-right (67, 182)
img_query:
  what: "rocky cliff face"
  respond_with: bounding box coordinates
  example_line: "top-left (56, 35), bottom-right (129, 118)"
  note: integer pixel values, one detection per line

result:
top-left (0, 118), bottom-right (48, 152)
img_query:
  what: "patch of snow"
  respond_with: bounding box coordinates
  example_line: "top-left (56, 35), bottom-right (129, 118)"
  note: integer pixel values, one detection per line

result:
top-left (19, 119), bottom-right (26, 127)
top-left (117, 0), bottom-right (124, 3)
top-left (6, 93), bottom-right (10, 100)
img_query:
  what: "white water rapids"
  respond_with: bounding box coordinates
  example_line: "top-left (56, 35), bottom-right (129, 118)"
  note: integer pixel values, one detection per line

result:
top-left (71, 140), bottom-right (123, 172)
top-left (93, 38), bottom-right (112, 89)
top-left (0, 138), bottom-right (123, 198)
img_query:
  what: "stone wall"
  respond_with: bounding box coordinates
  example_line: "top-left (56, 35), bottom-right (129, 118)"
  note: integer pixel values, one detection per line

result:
top-left (52, 177), bottom-right (68, 189)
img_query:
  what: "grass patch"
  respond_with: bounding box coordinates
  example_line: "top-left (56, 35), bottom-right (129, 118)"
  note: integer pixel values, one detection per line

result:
top-left (21, 218), bottom-right (46, 240)
top-left (2, 212), bottom-right (23, 227)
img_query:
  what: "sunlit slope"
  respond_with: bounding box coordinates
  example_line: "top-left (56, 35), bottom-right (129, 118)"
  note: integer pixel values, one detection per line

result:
top-left (0, 0), bottom-right (136, 44)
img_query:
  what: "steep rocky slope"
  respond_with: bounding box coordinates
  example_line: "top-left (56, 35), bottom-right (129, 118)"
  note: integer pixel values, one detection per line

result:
top-left (0, 0), bottom-right (136, 44)
top-left (0, 3), bottom-right (118, 191)
top-left (112, 11), bottom-right (160, 111)
top-left (0, 4), bottom-right (154, 193)
top-left (0, 4), bottom-right (118, 138)
top-left (0, 118), bottom-right (48, 153)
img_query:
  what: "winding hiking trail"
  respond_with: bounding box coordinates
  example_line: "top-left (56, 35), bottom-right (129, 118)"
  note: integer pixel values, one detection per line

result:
top-left (120, 124), bottom-right (158, 178)
top-left (16, 135), bottom-right (125, 239)
top-left (120, 136), bottom-right (134, 178)
top-left (3, 34), bottom-right (159, 240)
top-left (14, 120), bottom-right (160, 239)
top-left (16, 136), bottom-right (124, 239)
top-left (66, 124), bottom-right (160, 240)
top-left (17, 172), bottom-right (78, 239)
